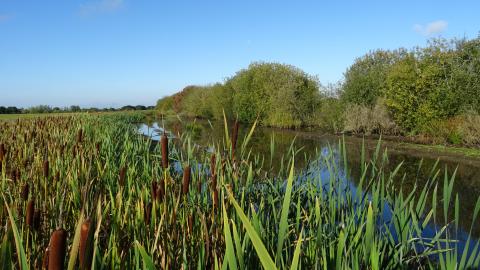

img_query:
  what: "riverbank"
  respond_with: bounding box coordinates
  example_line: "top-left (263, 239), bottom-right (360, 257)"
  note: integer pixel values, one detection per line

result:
top-left (152, 113), bottom-right (480, 163)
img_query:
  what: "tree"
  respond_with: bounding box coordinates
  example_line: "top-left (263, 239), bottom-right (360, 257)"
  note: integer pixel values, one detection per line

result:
top-left (341, 49), bottom-right (407, 106)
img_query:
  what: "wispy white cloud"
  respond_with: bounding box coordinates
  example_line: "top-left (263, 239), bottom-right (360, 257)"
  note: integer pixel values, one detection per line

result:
top-left (79, 0), bottom-right (124, 16)
top-left (414, 20), bottom-right (448, 36)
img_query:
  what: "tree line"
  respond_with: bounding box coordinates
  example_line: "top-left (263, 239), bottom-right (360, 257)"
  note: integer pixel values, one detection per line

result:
top-left (0, 105), bottom-right (154, 114)
top-left (156, 34), bottom-right (480, 146)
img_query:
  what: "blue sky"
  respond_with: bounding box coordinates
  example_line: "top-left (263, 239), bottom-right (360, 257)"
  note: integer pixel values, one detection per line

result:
top-left (0, 0), bottom-right (479, 108)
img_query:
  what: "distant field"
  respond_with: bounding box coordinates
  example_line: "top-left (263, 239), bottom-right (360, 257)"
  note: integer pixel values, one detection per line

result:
top-left (0, 110), bottom-right (155, 121)
top-left (0, 112), bottom-right (81, 121)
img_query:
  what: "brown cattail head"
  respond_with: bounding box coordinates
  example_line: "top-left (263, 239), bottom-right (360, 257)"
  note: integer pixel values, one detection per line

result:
top-left (26, 200), bottom-right (35, 228)
top-left (144, 202), bottom-right (152, 225)
top-left (119, 166), bottom-right (127, 186)
top-left (151, 181), bottom-right (158, 201)
top-left (48, 229), bottom-right (67, 270)
top-left (210, 154), bottom-right (216, 175)
top-left (21, 183), bottom-right (29, 200)
top-left (43, 159), bottom-right (49, 178)
top-left (161, 134), bottom-right (169, 169)
top-left (182, 165), bottom-right (191, 196)
top-left (42, 248), bottom-right (50, 270)
top-left (158, 178), bottom-right (165, 202)
top-left (16, 168), bottom-right (21, 182)
top-left (231, 120), bottom-right (239, 160)
top-left (188, 214), bottom-right (194, 235)
top-left (0, 143), bottom-right (4, 163)
top-left (79, 219), bottom-right (94, 270)
top-left (213, 188), bottom-right (219, 210)
top-left (34, 210), bottom-right (42, 231)
top-left (77, 129), bottom-right (83, 144)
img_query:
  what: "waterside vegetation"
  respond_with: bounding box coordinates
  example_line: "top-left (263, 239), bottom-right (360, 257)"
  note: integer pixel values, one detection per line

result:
top-left (0, 113), bottom-right (479, 269)
top-left (156, 35), bottom-right (480, 148)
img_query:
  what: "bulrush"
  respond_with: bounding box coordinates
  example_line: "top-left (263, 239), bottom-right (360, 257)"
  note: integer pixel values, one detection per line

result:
top-left (231, 120), bottom-right (239, 160)
top-left (210, 154), bottom-right (216, 175)
top-left (42, 248), bottom-right (49, 269)
top-left (77, 129), bottom-right (83, 144)
top-left (151, 181), bottom-right (158, 201)
top-left (182, 165), bottom-right (191, 196)
top-left (21, 183), bottom-right (29, 200)
top-left (0, 143), bottom-right (5, 163)
top-left (48, 229), bottom-right (67, 270)
top-left (144, 202), bottom-right (152, 225)
top-left (43, 159), bottom-right (49, 178)
top-left (26, 199), bottom-right (35, 228)
top-left (161, 133), bottom-right (169, 169)
top-left (119, 166), bottom-right (127, 186)
top-left (213, 187), bottom-right (219, 210)
top-left (158, 178), bottom-right (165, 201)
top-left (188, 214), bottom-right (194, 236)
top-left (34, 210), bottom-right (42, 231)
top-left (79, 219), bottom-right (93, 270)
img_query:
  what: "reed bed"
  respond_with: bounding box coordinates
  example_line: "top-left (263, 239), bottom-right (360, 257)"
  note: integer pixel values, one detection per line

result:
top-left (0, 113), bottom-right (479, 269)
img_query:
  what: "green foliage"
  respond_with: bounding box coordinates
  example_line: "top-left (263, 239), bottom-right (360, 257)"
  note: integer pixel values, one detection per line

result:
top-left (156, 62), bottom-right (322, 128)
top-left (227, 62), bottom-right (321, 127)
top-left (341, 49), bottom-right (406, 106)
top-left (343, 36), bottom-right (480, 137)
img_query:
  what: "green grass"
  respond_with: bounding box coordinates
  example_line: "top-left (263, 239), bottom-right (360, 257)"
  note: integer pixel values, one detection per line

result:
top-left (395, 141), bottom-right (480, 158)
top-left (0, 113), bottom-right (479, 269)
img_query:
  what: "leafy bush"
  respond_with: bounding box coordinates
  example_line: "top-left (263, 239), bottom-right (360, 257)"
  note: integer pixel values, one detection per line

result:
top-left (226, 62), bottom-right (321, 128)
top-left (341, 49), bottom-right (406, 106)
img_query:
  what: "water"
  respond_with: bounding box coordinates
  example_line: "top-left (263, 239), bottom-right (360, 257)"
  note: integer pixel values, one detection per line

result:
top-left (138, 118), bottom-right (480, 249)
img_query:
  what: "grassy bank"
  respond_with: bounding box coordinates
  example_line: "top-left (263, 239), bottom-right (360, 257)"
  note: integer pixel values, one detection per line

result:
top-left (1, 114), bottom-right (479, 269)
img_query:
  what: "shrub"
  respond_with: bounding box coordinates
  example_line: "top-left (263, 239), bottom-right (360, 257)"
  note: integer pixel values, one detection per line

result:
top-left (458, 111), bottom-right (480, 146)
top-left (344, 99), bottom-right (398, 135)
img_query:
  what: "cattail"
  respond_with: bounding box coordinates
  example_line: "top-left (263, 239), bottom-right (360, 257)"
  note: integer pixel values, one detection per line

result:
top-left (151, 181), bottom-right (158, 201)
top-left (158, 178), bottom-right (165, 202)
top-left (77, 129), bottom-right (83, 144)
top-left (144, 202), bottom-right (152, 225)
top-left (16, 168), bottom-right (21, 181)
top-left (213, 188), bottom-right (218, 210)
top-left (182, 165), bottom-right (191, 196)
top-left (42, 248), bottom-right (50, 269)
top-left (161, 133), bottom-right (169, 169)
top-left (0, 143), bottom-right (4, 163)
top-left (119, 166), bottom-right (127, 186)
top-left (210, 154), bottom-right (216, 175)
top-left (21, 183), bottom-right (29, 200)
top-left (79, 219), bottom-right (93, 270)
top-left (26, 200), bottom-right (35, 228)
top-left (188, 214), bottom-right (194, 235)
top-left (43, 159), bottom-right (49, 178)
top-left (231, 120), bottom-right (239, 160)
top-left (34, 210), bottom-right (42, 231)
top-left (48, 229), bottom-right (67, 270)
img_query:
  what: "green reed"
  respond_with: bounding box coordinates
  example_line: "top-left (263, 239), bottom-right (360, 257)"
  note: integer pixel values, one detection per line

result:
top-left (0, 113), bottom-right (479, 269)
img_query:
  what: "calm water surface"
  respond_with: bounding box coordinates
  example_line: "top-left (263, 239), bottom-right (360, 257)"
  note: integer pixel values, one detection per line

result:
top-left (138, 118), bottom-right (480, 250)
